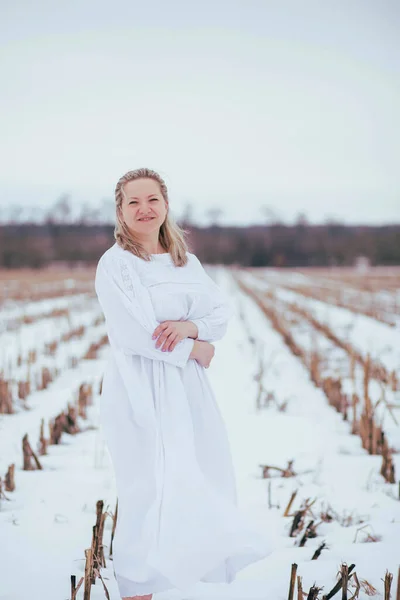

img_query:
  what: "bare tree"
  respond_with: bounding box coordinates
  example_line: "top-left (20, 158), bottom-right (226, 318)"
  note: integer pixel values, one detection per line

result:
top-left (46, 193), bottom-right (73, 224)
top-left (179, 202), bottom-right (196, 227)
top-left (78, 202), bottom-right (102, 225)
top-left (206, 207), bottom-right (224, 227)
top-left (260, 205), bottom-right (283, 225)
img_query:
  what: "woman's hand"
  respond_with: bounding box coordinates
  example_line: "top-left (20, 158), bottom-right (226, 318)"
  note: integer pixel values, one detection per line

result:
top-left (190, 340), bottom-right (215, 368)
top-left (152, 320), bottom-right (198, 352)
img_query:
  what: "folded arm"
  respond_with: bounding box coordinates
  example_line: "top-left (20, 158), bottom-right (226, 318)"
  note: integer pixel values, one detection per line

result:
top-left (95, 255), bottom-right (194, 368)
top-left (188, 255), bottom-right (234, 343)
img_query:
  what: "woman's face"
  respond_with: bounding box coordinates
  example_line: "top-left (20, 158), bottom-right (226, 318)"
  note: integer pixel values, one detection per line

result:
top-left (120, 177), bottom-right (168, 237)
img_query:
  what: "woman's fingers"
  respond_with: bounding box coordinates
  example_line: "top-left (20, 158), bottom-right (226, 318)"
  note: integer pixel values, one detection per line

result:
top-left (154, 325), bottom-right (171, 348)
top-left (152, 322), bottom-right (169, 341)
top-left (155, 327), bottom-right (175, 351)
top-left (153, 323), bottom-right (184, 351)
top-left (166, 333), bottom-right (182, 352)
top-left (163, 332), bottom-right (180, 352)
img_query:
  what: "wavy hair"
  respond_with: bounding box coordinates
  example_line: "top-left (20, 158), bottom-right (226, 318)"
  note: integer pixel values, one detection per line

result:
top-left (114, 167), bottom-right (190, 267)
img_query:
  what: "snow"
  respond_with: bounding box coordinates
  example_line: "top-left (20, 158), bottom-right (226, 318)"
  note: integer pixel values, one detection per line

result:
top-left (0, 268), bottom-right (399, 600)
top-left (237, 271), bottom-right (400, 454)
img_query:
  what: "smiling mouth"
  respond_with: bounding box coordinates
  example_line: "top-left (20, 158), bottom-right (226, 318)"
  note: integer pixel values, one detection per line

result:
top-left (138, 217), bottom-right (155, 221)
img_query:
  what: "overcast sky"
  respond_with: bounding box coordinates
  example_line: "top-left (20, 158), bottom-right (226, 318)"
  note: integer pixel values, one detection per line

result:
top-left (1, 0), bottom-right (399, 225)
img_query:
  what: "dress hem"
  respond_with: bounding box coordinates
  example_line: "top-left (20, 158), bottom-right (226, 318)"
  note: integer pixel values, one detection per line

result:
top-left (115, 544), bottom-right (272, 597)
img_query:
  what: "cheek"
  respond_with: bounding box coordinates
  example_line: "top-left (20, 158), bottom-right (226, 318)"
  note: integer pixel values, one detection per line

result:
top-left (151, 208), bottom-right (164, 220)
top-left (158, 204), bottom-right (167, 218)
top-left (121, 206), bottom-right (135, 221)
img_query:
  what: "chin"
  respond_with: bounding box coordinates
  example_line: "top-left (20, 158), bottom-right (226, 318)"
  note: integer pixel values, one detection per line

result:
top-left (138, 221), bottom-right (160, 229)
top-left (129, 221), bottom-right (160, 234)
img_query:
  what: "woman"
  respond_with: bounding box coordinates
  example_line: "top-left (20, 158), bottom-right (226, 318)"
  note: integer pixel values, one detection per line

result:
top-left (95, 168), bottom-right (272, 600)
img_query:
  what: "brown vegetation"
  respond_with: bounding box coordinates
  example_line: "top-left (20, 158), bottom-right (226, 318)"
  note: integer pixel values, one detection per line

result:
top-left (236, 273), bottom-right (398, 484)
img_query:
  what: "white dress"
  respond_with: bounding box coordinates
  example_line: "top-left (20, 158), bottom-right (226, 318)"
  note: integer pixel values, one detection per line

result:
top-left (95, 242), bottom-right (272, 598)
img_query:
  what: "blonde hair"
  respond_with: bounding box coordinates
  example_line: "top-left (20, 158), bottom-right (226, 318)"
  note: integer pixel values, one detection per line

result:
top-left (114, 167), bottom-right (190, 267)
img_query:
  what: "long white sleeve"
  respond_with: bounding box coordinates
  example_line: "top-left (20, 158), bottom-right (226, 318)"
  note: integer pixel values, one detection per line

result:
top-left (188, 255), bottom-right (234, 342)
top-left (95, 254), bottom-right (194, 368)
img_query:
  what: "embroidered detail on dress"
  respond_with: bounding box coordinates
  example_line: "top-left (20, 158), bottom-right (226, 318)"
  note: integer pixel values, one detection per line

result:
top-left (119, 259), bottom-right (135, 294)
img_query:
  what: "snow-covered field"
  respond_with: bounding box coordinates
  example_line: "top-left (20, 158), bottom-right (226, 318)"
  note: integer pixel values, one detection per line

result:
top-left (0, 267), bottom-right (399, 600)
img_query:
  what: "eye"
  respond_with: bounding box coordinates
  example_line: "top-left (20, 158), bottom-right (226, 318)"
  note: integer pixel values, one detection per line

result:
top-left (150, 198), bottom-right (158, 201)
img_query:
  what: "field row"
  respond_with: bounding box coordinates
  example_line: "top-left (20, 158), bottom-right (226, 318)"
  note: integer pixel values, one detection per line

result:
top-left (250, 267), bottom-right (400, 326)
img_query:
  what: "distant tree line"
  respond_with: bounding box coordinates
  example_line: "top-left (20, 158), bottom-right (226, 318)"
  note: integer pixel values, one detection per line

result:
top-left (0, 222), bottom-right (399, 268)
